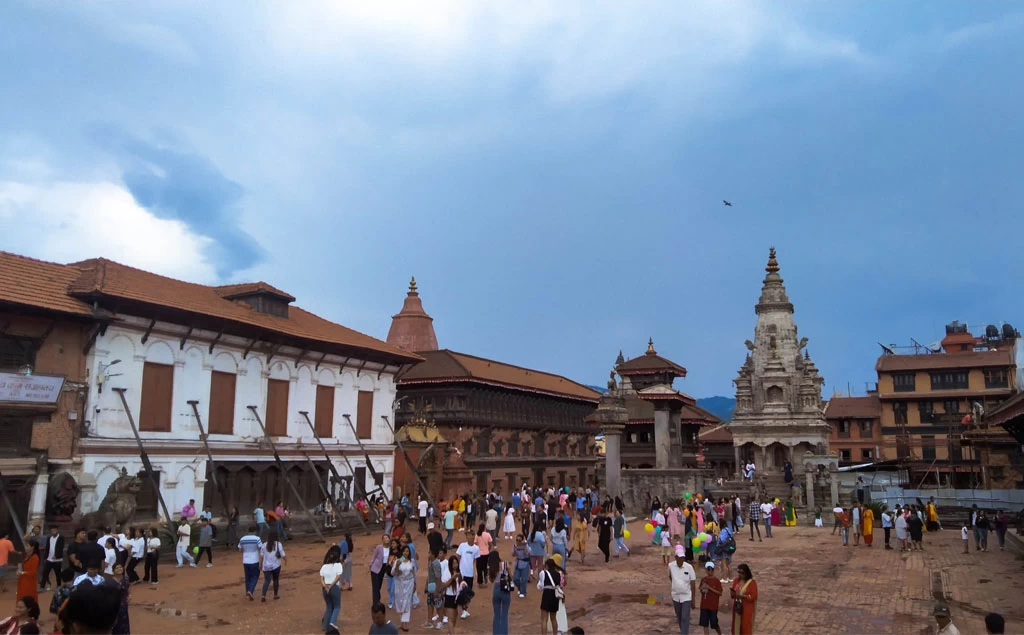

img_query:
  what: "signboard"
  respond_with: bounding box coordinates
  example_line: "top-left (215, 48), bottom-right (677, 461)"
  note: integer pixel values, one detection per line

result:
top-left (0, 372), bottom-right (66, 405)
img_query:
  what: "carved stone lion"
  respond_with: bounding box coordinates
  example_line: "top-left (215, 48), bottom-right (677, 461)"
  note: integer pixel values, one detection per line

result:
top-left (80, 468), bottom-right (144, 530)
top-left (46, 472), bottom-right (80, 520)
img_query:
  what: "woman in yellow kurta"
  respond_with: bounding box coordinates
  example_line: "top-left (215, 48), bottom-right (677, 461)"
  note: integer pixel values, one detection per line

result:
top-left (862, 506), bottom-right (875, 546)
top-left (784, 499), bottom-right (797, 527)
top-left (571, 511), bottom-right (589, 564)
top-left (925, 500), bottom-right (940, 532)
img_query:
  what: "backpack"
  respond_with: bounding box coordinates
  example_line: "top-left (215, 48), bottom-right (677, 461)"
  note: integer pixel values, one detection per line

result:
top-left (722, 535), bottom-right (737, 554)
top-left (499, 563), bottom-right (514, 594)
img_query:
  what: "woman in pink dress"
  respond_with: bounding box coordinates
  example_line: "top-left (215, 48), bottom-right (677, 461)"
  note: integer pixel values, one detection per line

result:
top-left (696, 507), bottom-right (705, 534)
top-left (770, 499), bottom-right (782, 527)
top-left (667, 505), bottom-right (683, 540)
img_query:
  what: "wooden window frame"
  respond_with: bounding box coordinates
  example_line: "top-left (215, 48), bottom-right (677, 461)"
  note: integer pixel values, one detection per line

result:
top-left (356, 390), bottom-right (374, 439)
top-left (266, 379), bottom-right (290, 437)
top-left (892, 373), bottom-right (916, 392)
top-left (314, 385), bottom-right (335, 438)
top-left (207, 371), bottom-right (237, 435)
top-left (139, 362), bottom-right (174, 432)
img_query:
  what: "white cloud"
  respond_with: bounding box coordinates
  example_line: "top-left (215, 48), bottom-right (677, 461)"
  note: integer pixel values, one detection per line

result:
top-left (0, 179), bottom-right (218, 283)
top-left (943, 12), bottom-right (1024, 49)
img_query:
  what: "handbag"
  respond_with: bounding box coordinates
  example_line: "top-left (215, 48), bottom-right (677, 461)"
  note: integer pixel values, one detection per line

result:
top-left (733, 580), bottom-right (752, 614)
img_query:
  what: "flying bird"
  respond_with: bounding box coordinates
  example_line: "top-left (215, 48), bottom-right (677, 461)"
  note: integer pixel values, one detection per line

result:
top-left (723, 200), bottom-right (733, 207)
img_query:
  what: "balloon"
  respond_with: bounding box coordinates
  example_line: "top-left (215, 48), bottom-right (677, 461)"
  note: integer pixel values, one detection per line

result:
top-left (699, 532), bottom-right (709, 541)
top-left (684, 493), bottom-right (692, 499)
top-left (691, 537), bottom-right (701, 547)
top-left (192, 546), bottom-right (199, 555)
top-left (682, 509), bottom-right (691, 518)
top-left (623, 530), bottom-right (631, 539)
top-left (644, 523), bottom-right (654, 533)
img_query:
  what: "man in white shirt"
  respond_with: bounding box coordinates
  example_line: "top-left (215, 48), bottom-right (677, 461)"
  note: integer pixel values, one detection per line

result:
top-left (484, 506), bottom-right (499, 542)
top-left (934, 604), bottom-right (961, 635)
top-left (760, 500), bottom-right (774, 538)
top-left (832, 505), bottom-right (844, 535)
top-left (418, 496), bottom-right (429, 535)
top-left (175, 517), bottom-right (196, 568)
top-left (668, 545), bottom-right (696, 635)
top-left (851, 503), bottom-right (862, 546)
top-left (455, 533), bottom-right (480, 618)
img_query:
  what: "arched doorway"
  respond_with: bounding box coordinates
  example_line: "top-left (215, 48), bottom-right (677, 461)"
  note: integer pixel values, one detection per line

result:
top-left (769, 443), bottom-right (788, 471)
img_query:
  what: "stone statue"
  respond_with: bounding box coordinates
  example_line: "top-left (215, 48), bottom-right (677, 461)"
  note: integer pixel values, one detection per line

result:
top-left (46, 472), bottom-right (80, 520)
top-left (754, 474), bottom-right (768, 501)
top-left (798, 337), bottom-right (808, 350)
top-left (607, 369), bottom-right (618, 391)
top-left (744, 340), bottom-right (755, 351)
top-left (80, 468), bottom-right (143, 530)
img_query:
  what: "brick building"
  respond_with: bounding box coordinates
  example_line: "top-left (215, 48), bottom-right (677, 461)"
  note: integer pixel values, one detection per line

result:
top-left (0, 251), bottom-right (104, 537)
top-left (875, 320), bottom-right (1019, 487)
top-left (824, 394), bottom-right (882, 465)
top-left (386, 280), bottom-right (601, 499)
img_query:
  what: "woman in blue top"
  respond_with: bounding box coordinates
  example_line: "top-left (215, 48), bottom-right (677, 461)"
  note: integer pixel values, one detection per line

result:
top-left (338, 533), bottom-right (353, 591)
top-left (550, 518), bottom-right (568, 572)
top-left (528, 521), bottom-right (547, 580)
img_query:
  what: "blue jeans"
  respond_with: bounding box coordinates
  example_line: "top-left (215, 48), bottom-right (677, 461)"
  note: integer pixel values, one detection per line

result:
top-left (553, 545), bottom-right (567, 571)
top-left (257, 522), bottom-right (271, 540)
top-left (243, 562), bottom-right (260, 594)
top-left (275, 519), bottom-right (288, 540)
top-left (261, 566), bottom-right (280, 598)
top-left (763, 516), bottom-right (772, 537)
top-left (673, 600), bottom-right (691, 635)
top-left (322, 584), bottom-right (341, 631)
top-left (513, 563), bottom-right (529, 596)
top-left (614, 537), bottom-right (630, 554)
top-left (445, 529), bottom-right (454, 548)
top-left (492, 585), bottom-right (511, 635)
top-left (387, 573), bottom-right (395, 605)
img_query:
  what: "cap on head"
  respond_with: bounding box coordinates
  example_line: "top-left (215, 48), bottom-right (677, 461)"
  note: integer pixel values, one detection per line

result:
top-left (674, 545), bottom-right (686, 558)
top-left (933, 605), bottom-right (951, 618)
top-left (551, 553), bottom-right (563, 567)
top-left (705, 561), bottom-right (715, 570)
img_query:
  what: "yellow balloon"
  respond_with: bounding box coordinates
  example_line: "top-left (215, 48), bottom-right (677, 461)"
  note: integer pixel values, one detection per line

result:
top-left (623, 529), bottom-right (631, 539)
top-left (644, 523), bottom-right (654, 533)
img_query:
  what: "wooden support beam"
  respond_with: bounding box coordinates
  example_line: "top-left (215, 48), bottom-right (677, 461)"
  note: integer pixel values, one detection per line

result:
top-left (294, 348), bottom-right (309, 368)
top-left (83, 323), bottom-right (102, 355)
top-left (179, 326), bottom-right (195, 350)
top-left (241, 338), bottom-right (258, 360)
top-left (314, 351), bottom-right (329, 371)
top-left (355, 359), bottom-right (368, 377)
top-left (337, 356), bottom-right (352, 372)
top-left (377, 364), bottom-right (391, 380)
top-left (140, 319), bottom-right (157, 345)
top-left (36, 321), bottom-right (57, 344)
top-left (208, 328), bottom-right (225, 354)
top-left (266, 342), bottom-right (283, 365)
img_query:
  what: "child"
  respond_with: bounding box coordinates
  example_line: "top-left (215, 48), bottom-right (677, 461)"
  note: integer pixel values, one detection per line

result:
top-left (814, 507), bottom-right (823, 528)
top-left (698, 561), bottom-right (723, 635)
top-left (661, 529), bottom-right (672, 565)
top-left (50, 567), bottom-right (76, 619)
top-left (961, 522), bottom-right (970, 554)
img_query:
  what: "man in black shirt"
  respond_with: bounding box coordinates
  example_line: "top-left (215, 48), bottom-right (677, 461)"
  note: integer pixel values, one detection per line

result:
top-left (426, 523), bottom-right (444, 556)
top-left (65, 529), bottom-right (89, 575)
top-left (76, 530), bottom-right (106, 572)
top-left (591, 509), bottom-right (613, 562)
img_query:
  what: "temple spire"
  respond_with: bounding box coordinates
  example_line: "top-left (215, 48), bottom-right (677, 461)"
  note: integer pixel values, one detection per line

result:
top-left (765, 246), bottom-right (780, 274)
top-left (646, 338), bottom-right (656, 355)
top-left (408, 276), bottom-right (418, 294)
top-left (387, 276), bottom-right (438, 352)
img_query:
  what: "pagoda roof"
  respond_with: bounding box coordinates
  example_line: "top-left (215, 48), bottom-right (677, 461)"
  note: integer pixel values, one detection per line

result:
top-left (615, 338), bottom-right (688, 377)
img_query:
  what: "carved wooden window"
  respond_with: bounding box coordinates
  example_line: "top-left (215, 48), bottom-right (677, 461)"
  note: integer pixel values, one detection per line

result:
top-left (314, 385), bottom-right (335, 437)
top-left (508, 437), bottom-right (520, 457)
top-left (265, 379), bottom-right (289, 436)
top-left (356, 390), bottom-right (374, 439)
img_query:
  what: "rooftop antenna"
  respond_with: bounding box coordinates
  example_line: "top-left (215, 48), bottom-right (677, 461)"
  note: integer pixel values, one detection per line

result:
top-left (878, 343), bottom-right (895, 355)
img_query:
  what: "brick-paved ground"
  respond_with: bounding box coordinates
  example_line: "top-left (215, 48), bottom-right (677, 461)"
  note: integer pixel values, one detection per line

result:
top-left (2, 521), bottom-right (1020, 633)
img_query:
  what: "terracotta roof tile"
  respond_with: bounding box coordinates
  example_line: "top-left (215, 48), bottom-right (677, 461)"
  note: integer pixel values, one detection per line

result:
top-left (214, 282), bottom-right (295, 302)
top-left (875, 350), bottom-right (1013, 372)
top-left (825, 395), bottom-right (881, 419)
top-left (399, 350), bottom-right (600, 401)
top-left (62, 257), bottom-right (419, 363)
top-left (0, 251), bottom-right (94, 317)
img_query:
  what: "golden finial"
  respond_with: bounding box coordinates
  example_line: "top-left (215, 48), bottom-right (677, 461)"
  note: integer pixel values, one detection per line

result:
top-left (765, 247), bottom-right (780, 274)
top-left (408, 277), bottom-right (418, 294)
top-left (646, 338), bottom-right (656, 355)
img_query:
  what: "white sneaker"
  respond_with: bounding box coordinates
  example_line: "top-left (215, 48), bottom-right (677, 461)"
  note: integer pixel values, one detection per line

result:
top-left (518, 593), bottom-right (525, 598)
top-left (189, 563), bottom-right (197, 568)
top-left (460, 610), bottom-right (470, 619)
top-left (176, 565), bottom-right (183, 568)
top-left (206, 563), bottom-right (213, 568)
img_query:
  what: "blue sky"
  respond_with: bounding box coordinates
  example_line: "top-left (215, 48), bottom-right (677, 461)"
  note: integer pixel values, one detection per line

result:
top-left (2, 2), bottom-right (1022, 398)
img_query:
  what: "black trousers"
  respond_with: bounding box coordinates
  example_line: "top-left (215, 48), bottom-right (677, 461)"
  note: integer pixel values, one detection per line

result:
top-left (143, 551), bottom-right (159, 582)
top-left (750, 519), bottom-right (761, 540)
top-left (40, 560), bottom-right (62, 588)
top-left (598, 539), bottom-right (610, 563)
top-left (198, 547), bottom-right (213, 564)
top-left (883, 527), bottom-right (891, 546)
top-left (371, 571), bottom-right (385, 606)
top-left (126, 556), bottom-right (142, 582)
top-left (419, 517), bottom-right (427, 534)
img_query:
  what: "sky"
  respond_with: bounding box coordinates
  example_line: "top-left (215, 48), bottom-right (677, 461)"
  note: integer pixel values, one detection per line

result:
top-left (2, 2), bottom-right (1023, 398)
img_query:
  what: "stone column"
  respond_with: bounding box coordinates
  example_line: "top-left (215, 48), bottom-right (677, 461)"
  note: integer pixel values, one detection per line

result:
top-left (759, 445), bottom-right (767, 472)
top-left (734, 445), bottom-right (742, 478)
top-left (602, 426), bottom-right (624, 499)
top-left (654, 407), bottom-right (672, 469)
top-left (829, 466), bottom-right (839, 506)
top-left (805, 470), bottom-right (815, 514)
top-left (28, 471), bottom-right (49, 528)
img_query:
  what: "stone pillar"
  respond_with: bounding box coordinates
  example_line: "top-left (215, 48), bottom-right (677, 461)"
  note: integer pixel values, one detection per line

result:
top-left (602, 427), bottom-right (624, 499)
top-left (805, 470), bottom-right (815, 514)
top-left (28, 471), bottom-right (49, 528)
top-left (829, 466), bottom-right (839, 506)
top-left (654, 407), bottom-right (672, 469)
top-left (734, 445), bottom-right (742, 478)
top-left (759, 445), bottom-right (767, 472)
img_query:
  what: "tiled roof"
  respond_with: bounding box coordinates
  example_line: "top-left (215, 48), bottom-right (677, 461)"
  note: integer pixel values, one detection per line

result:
top-left (214, 282), bottom-right (295, 302)
top-left (623, 395), bottom-right (719, 425)
top-left (825, 395), bottom-right (881, 419)
top-left (875, 350), bottom-right (1013, 372)
top-left (4, 254), bottom-right (419, 363)
top-left (699, 424), bottom-right (733, 443)
top-left (616, 352), bottom-right (688, 377)
top-left (399, 350), bottom-right (601, 401)
top-left (0, 251), bottom-right (95, 317)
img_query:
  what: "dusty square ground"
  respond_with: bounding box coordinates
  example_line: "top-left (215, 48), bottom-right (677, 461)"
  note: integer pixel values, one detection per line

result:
top-left (2, 521), bottom-right (1021, 634)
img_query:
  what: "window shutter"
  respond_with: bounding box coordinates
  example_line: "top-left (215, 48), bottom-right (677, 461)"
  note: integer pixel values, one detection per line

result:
top-left (315, 385), bottom-right (335, 438)
top-left (139, 362), bottom-right (174, 432)
top-left (208, 371), bottom-right (237, 434)
top-left (356, 390), bottom-right (374, 439)
top-left (266, 379), bottom-right (290, 436)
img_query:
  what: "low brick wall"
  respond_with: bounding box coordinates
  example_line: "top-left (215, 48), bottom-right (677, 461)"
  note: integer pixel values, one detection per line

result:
top-left (620, 468), bottom-right (709, 517)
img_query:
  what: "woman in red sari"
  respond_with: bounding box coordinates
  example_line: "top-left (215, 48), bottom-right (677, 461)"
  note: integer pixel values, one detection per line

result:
top-left (730, 563), bottom-right (758, 635)
top-left (16, 541), bottom-right (39, 606)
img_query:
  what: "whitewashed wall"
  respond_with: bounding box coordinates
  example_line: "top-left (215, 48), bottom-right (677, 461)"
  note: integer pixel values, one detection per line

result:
top-left (86, 319), bottom-right (398, 444)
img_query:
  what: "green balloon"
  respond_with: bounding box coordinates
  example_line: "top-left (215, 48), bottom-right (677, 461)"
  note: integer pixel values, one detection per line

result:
top-left (192, 546), bottom-right (199, 555)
